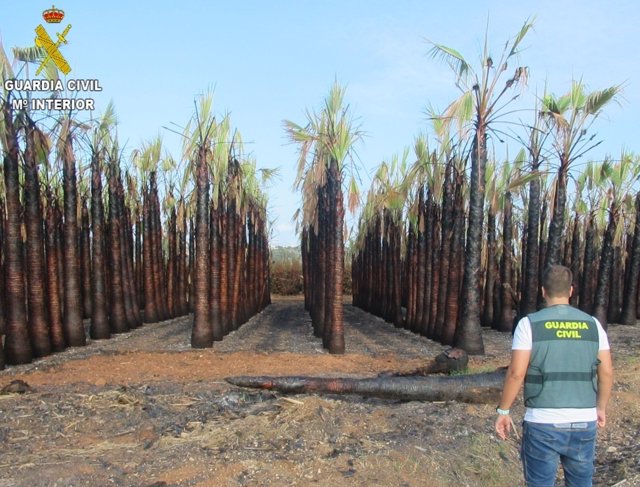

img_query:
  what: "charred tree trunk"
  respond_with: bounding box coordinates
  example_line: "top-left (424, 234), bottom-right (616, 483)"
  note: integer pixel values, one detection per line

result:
top-left (593, 206), bottom-right (619, 329)
top-left (520, 173), bottom-right (541, 316)
top-left (107, 163), bottom-right (128, 334)
top-left (621, 192), bottom-right (640, 325)
top-left (546, 165), bottom-right (568, 267)
top-left (61, 129), bottom-right (86, 347)
top-left (79, 200), bottom-right (92, 319)
top-left (434, 164), bottom-right (455, 340)
top-left (580, 214), bottom-right (596, 313)
top-left (89, 151), bottom-right (110, 340)
top-left (608, 246), bottom-right (622, 324)
top-left (455, 131), bottom-right (486, 355)
top-left (482, 209), bottom-right (497, 327)
top-left (496, 192), bottom-right (514, 332)
top-left (227, 369), bottom-right (506, 403)
top-left (210, 204), bottom-right (223, 340)
top-left (442, 181), bottom-right (465, 345)
top-left (142, 191), bottom-right (158, 323)
top-left (2, 102), bottom-right (32, 365)
top-left (327, 161), bottom-right (345, 354)
top-left (23, 121), bottom-right (51, 357)
top-left (45, 198), bottom-right (66, 351)
top-left (569, 216), bottom-right (582, 308)
top-left (191, 147), bottom-right (212, 348)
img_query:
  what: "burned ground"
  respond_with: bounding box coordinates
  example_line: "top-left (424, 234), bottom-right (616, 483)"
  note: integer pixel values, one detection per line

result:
top-left (0, 297), bottom-right (638, 487)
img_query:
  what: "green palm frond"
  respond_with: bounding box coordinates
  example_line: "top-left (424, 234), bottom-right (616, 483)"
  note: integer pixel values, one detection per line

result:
top-left (508, 18), bottom-right (535, 57)
top-left (428, 43), bottom-right (472, 81)
top-left (12, 45), bottom-right (45, 64)
top-left (584, 85), bottom-right (622, 115)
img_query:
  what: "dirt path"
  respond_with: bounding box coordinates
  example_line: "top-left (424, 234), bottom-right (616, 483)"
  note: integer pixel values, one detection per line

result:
top-left (0, 297), bottom-right (638, 487)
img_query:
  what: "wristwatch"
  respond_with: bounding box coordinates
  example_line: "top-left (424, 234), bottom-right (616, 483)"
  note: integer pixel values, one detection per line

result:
top-left (496, 407), bottom-right (510, 415)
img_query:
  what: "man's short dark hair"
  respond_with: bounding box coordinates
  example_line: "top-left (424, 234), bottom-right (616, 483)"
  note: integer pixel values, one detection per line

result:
top-left (542, 265), bottom-right (573, 298)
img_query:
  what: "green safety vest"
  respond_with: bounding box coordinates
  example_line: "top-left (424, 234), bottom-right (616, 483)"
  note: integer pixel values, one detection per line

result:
top-left (524, 304), bottom-right (600, 409)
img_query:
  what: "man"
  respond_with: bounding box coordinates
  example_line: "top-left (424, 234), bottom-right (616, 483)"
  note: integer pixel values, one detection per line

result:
top-left (495, 265), bottom-right (614, 487)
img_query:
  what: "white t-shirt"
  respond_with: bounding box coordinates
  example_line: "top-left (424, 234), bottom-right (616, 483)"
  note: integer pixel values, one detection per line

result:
top-left (512, 314), bottom-right (610, 424)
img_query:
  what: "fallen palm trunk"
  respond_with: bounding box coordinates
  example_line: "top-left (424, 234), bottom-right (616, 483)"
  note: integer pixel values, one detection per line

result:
top-left (225, 369), bottom-right (506, 403)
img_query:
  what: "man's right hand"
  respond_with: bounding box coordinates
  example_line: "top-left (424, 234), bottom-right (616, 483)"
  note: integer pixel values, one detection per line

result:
top-left (495, 415), bottom-right (512, 440)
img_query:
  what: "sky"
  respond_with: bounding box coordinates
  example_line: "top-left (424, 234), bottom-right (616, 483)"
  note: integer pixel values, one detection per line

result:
top-left (1, 1), bottom-right (639, 246)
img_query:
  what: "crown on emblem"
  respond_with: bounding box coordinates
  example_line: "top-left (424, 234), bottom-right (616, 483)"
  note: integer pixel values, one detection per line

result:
top-left (42, 5), bottom-right (65, 23)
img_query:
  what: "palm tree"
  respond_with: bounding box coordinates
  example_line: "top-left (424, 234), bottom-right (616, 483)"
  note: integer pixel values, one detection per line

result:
top-left (622, 184), bottom-right (640, 325)
top-left (23, 117), bottom-right (52, 357)
top-left (1, 101), bottom-right (32, 364)
top-left (285, 82), bottom-right (362, 354)
top-left (185, 93), bottom-right (217, 348)
top-left (58, 119), bottom-right (87, 347)
top-left (592, 156), bottom-right (635, 328)
top-left (429, 19), bottom-right (533, 354)
top-left (106, 145), bottom-right (129, 334)
top-left (519, 106), bottom-right (549, 316)
top-left (88, 111), bottom-right (111, 340)
top-left (541, 81), bottom-right (622, 267)
top-left (44, 190), bottom-right (66, 351)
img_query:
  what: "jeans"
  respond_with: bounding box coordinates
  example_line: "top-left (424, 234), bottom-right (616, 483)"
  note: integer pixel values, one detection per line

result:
top-left (521, 420), bottom-right (597, 487)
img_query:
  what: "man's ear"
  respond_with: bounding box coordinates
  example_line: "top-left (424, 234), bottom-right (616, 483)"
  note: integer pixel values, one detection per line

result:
top-left (569, 285), bottom-right (574, 297)
top-left (541, 287), bottom-right (547, 299)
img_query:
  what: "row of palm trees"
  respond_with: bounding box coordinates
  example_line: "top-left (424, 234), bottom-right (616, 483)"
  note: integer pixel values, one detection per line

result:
top-left (189, 95), bottom-right (271, 348)
top-left (1, 49), bottom-right (271, 368)
top-left (285, 83), bottom-right (361, 354)
top-left (351, 21), bottom-right (636, 353)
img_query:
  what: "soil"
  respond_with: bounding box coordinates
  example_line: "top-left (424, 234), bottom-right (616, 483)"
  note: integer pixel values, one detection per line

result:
top-left (0, 296), bottom-right (638, 487)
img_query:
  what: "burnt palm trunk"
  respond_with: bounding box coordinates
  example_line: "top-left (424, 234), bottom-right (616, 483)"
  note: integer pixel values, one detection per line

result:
top-left (89, 151), bottom-right (110, 339)
top-left (327, 161), bottom-right (345, 354)
top-left (569, 216), bottom-right (582, 307)
top-left (177, 208), bottom-right (188, 316)
top-left (414, 199), bottom-right (427, 333)
top-left (391, 217), bottom-right (403, 327)
top-left (60, 129), bottom-right (86, 347)
top-left (107, 164), bottom-right (128, 334)
top-left (0, 197), bottom-right (6, 338)
top-left (79, 200), bottom-right (92, 319)
top-left (149, 174), bottom-right (167, 321)
top-left (2, 102), bottom-right (32, 365)
top-left (482, 209), bottom-right (497, 327)
top-left (621, 193), bottom-right (640, 325)
top-left (191, 146), bottom-right (212, 347)
top-left (608, 246), bottom-right (622, 324)
top-left (135, 216), bottom-right (144, 312)
top-left (546, 164), bottom-right (569, 267)
top-left (126, 205), bottom-right (142, 326)
top-left (420, 197), bottom-right (435, 335)
top-left (118, 185), bottom-right (140, 329)
top-left (455, 130), bottom-right (486, 354)
top-left (427, 207), bottom-right (442, 338)
top-left (322, 185), bottom-right (334, 348)
top-left (442, 182), bottom-right (465, 344)
top-left (593, 206), bottom-right (619, 329)
top-left (166, 207), bottom-right (177, 318)
top-left (142, 193), bottom-right (158, 323)
top-left (226, 201), bottom-right (237, 330)
top-left (434, 164), bottom-right (455, 340)
top-left (45, 198), bottom-right (66, 351)
top-left (580, 214), bottom-right (596, 313)
top-left (520, 172), bottom-right (541, 316)
top-left (210, 204), bottom-right (223, 340)
top-left (496, 191), bottom-right (514, 332)
top-left (219, 199), bottom-right (230, 334)
top-left (23, 121), bottom-right (51, 357)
